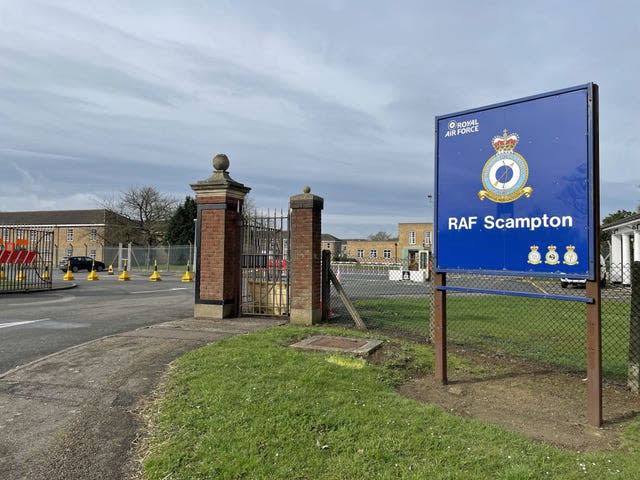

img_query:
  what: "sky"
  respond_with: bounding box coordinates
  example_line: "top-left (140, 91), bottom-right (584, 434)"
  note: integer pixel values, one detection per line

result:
top-left (1, 1), bottom-right (639, 238)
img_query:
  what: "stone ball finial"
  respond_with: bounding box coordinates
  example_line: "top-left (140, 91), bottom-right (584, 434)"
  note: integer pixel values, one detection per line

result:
top-left (303, 186), bottom-right (311, 194)
top-left (213, 154), bottom-right (230, 172)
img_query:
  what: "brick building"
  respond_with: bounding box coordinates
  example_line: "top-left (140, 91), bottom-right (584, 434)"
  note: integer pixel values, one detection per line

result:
top-left (0, 209), bottom-right (132, 263)
top-left (341, 222), bottom-right (433, 267)
top-left (397, 222), bottom-right (433, 268)
top-left (343, 239), bottom-right (399, 262)
top-left (321, 233), bottom-right (345, 259)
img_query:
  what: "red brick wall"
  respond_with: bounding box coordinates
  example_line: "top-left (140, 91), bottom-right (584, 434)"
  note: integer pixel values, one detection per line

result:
top-left (198, 208), bottom-right (224, 301)
top-left (289, 193), bottom-right (323, 323)
top-left (196, 196), bottom-right (243, 307)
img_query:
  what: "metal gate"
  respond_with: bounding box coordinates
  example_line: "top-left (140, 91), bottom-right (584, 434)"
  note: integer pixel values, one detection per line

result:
top-left (1, 227), bottom-right (54, 293)
top-left (241, 210), bottom-right (289, 316)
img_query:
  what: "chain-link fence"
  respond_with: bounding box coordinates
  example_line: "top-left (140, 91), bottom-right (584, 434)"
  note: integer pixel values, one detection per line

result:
top-left (328, 260), bottom-right (640, 388)
top-left (102, 245), bottom-right (194, 272)
top-left (327, 261), bottom-right (433, 341)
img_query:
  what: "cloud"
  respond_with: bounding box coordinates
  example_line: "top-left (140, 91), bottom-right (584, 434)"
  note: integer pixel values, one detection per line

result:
top-left (1, 1), bottom-right (639, 237)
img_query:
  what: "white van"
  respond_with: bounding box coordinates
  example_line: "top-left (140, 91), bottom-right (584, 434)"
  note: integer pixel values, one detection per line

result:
top-left (560, 256), bottom-right (606, 288)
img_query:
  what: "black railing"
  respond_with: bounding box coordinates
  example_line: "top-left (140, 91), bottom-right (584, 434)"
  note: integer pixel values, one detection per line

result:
top-left (0, 227), bottom-right (54, 293)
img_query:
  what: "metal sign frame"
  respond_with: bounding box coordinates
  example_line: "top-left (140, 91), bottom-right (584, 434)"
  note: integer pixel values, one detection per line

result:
top-left (434, 84), bottom-right (596, 280)
top-left (432, 84), bottom-right (602, 427)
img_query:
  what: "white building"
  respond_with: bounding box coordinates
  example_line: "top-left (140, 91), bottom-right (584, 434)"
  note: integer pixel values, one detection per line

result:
top-left (602, 213), bottom-right (640, 284)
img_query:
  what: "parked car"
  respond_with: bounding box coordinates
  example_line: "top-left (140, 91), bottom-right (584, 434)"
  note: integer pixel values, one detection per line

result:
top-left (560, 256), bottom-right (606, 288)
top-left (59, 256), bottom-right (105, 273)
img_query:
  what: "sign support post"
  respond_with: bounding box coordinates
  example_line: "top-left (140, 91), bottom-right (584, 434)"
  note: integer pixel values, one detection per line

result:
top-left (586, 280), bottom-right (602, 427)
top-left (434, 271), bottom-right (447, 384)
top-left (586, 85), bottom-right (602, 427)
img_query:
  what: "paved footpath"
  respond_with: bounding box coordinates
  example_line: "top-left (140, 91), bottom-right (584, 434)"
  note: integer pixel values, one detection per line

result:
top-left (0, 317), bottom-right (285, 480)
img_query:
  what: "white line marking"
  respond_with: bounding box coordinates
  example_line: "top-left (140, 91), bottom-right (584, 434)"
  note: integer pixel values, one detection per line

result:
top-left (0, 318), bottom-right (50, 329)
top-left (528, 280), bottom-right (548, 295)
top-left (7, 296), bottom-right (76, 307)
top-left (130, 287), bottom-right (190, 294)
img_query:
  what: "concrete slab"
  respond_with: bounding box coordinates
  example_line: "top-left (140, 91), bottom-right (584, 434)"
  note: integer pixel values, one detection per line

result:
top-left (290, 335), bottom-right (383, 355)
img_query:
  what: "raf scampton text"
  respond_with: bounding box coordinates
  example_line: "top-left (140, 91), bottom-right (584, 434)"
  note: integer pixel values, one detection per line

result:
top-left (448, 214), bottom-right (574, 231)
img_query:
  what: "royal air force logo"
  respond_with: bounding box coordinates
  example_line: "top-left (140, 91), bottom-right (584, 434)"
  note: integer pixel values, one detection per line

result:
top-left (478, 129), bottom-right (533, 203)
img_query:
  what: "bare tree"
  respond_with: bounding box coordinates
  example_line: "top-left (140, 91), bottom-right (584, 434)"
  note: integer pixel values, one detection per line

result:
top-left (101, 186), bottom-right (178, 246)
top-left (367, 231), bottom-right (393, 241)
top-left (244, 193), bottom-right (256, 213)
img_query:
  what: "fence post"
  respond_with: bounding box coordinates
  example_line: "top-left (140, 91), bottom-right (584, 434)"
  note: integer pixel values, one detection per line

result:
top-left (289, 187), bottom-right (324, 325)
top-left (629, 261), bottom-right (640, 393)
top-left (117, 243), bottom-right (123, 271)
top-left (190, 154), bottom-right (250, 319)
top-left (322, 249), bottom-right (331, 321)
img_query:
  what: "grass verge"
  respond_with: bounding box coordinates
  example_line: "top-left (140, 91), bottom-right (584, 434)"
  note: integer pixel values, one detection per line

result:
top-left (143, 326), bottom-right (640, 479)
top-left (355, 296), bottom-right (631, 380)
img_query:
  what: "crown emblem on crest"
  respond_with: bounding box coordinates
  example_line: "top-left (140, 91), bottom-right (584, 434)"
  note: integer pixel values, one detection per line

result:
top-left (545, 245), bottom-right (560, 265)
top-left (492, 129), bottom-right (519, 152)
top-left (563, 245), bottom-right (579, 265)
top-left (527, 245), bottom-right (541, 265)
top-left (479, 129), bottom-right (532, 203)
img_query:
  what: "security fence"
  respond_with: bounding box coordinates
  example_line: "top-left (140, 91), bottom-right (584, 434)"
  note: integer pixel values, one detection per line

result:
top-left (0, 227), bottom-right (54, 293)
top-left (328, 260), bottom-right (640, 388)
top-left (102, 244), bottom-right (195, 272)
top-left (328, 261), bottom-right (432, 340)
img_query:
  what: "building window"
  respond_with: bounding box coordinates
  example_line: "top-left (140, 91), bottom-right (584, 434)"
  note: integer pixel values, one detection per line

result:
top-left (370, 249), bottom-right (377, 258)
top-left (16, 229), bottom-right (24, 239)
top-left (383, 249), bottom-right (391, 259)
top-left (356, 249), bottom-right (364, 258)
top-left (424, 231), bottom-right (432, 245)
top-left (90, 228), bottom-right (98, 242)
top-left (30, 230), bottom-right (38, 242)
top-left (65, 247), bottom-right (73, 257)
top-left (409, 231), bottom-right (416, 245)
top-left (2, 229), bottom-right (8, 242)
top-left (89, 249), bottom-right (97, 259)
top-left (66, 228), bottom-right (74, 242)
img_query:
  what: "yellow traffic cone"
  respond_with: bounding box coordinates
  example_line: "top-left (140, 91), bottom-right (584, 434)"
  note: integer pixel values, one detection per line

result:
top-left (118, 260), bottom-right (131, 281)
top-left (107, 264), bottom-right (114, 275)
top-left (87, 261), bottom-right (99, 281)
top-left (149, 260), bottom-right (162, 282)
top-left (0, 264), bottom-right (6, 281)
top-left (181, 261), bottom-right (194, 282)
top-left (16, 266), bottom-right (26, 281)
top-left (41, 265), bottom-right (51, 281)
top-left (63, 261), bottom-right (75, 281)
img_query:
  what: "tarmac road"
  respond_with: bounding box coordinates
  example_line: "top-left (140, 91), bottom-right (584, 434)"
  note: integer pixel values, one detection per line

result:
top-left (0, 273), bottom-right (285, 479)
top-left (0, 273), bottom-right (194, 374)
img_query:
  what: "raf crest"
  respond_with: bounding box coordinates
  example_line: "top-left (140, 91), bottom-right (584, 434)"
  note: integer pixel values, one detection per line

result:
top-left (478, 129), bottom-right (533, 203)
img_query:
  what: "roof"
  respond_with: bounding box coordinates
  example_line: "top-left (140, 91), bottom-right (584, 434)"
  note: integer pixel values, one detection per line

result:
top-left (601, 212), bottom-right (640, 233)
top-left (0, 209), bottom-right (122, 226)
top-left (321, 233), bottom-right (343, 242)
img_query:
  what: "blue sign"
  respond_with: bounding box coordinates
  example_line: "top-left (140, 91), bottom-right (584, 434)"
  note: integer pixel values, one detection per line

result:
top-left (435, 84), bottom-right (597, 278)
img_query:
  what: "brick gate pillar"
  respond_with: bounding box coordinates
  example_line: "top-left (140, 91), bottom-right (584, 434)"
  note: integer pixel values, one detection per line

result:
top-left (190, 154), bottom-right (250, 319)
top-left (289, 187), bottom-right (324, 325)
